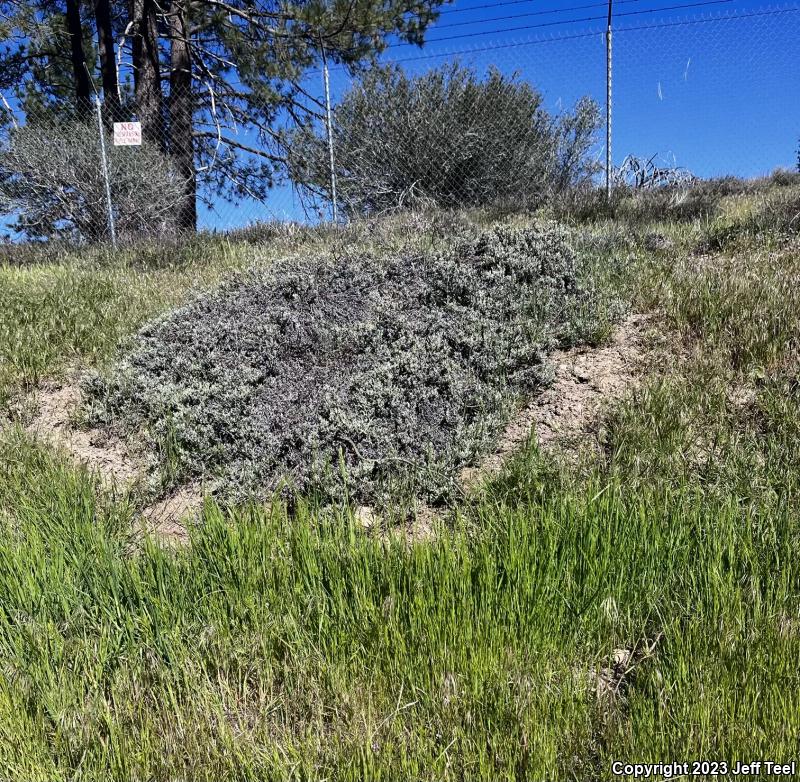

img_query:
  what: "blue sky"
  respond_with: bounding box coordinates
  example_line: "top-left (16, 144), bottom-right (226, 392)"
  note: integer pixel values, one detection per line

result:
top-left (377, 0), bottom-right (799, 184)
top-left (201, 1), bottom-right (798, 228)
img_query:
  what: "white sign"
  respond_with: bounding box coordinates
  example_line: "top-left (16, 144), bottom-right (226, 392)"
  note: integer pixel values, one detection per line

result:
top-left (113, 122), bottom-right (142, 146)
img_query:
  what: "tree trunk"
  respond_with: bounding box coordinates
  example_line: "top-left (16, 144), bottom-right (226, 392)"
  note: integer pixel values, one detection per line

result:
top-left (94, 0), bottom-right (121, 119)
top-left (64, 0), bottom-right (91, 106)
top-left (168, 0), bottom-right (196, 232)
top-left (131, 0), bottom-right (165, 148)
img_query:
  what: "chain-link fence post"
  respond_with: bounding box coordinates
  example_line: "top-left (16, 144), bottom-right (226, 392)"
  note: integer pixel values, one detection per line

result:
top-left (605, 0), bottom-right (613, 201)
top-left (94, 94), bottom-right (117, 248)
top-left (320, 40), bottom-right (339, 224)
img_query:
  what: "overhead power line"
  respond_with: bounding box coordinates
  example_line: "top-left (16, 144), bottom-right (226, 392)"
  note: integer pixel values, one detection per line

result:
top-left (438, 0), bottom-right (598, 15)
top-left (309, 6), bottom-right (796, 73)
top-left (391, 0), bottom-right (733, 45)
top-left (434, 0), bottom-right (646, 29)
top-left (386, 5), bottom-right (798, 61)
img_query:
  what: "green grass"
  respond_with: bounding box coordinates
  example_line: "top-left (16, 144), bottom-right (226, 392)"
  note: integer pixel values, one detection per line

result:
top-left (1, 185), bottom-right (800, 779)
top-left (3, 433), bottom-right (798, 780)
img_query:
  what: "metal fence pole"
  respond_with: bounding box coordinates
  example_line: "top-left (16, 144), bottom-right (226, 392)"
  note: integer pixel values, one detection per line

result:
top-left (320, 40), bottom-right (339, 224)
top-left (605, 0), bottom-right (613, 200)
top-left (94, 94), bottom-right (117, 248)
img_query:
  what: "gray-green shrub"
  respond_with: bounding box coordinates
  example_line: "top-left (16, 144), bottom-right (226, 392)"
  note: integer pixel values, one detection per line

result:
top-left (85, 224), bottom-right (603, 505)
top-left (289, 63), bottom-right (601, 216)
top-left (0, 119), bottom-right (184, 243)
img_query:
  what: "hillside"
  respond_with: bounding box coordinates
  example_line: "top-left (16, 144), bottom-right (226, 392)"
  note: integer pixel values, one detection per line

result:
top-left (0, 176), bottom-right (799, 779)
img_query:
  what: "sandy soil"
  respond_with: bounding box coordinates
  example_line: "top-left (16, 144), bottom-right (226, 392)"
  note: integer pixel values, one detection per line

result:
top-left (23, 379), bottom-right (197, 543)
top-left (25, 380), bottom-right (145, 486)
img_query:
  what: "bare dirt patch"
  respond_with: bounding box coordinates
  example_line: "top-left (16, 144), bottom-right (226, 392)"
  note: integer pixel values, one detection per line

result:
top-left (530, 314), bottom-right (650, 449)
top-left (25, 378), bottom-right (145, 487)
top-left (140, 484), bottom-right (203, 546)
top-left (20, 376), bottom-right (198, 543)
top-left (461, 313), bottom-right (651, 488)
top-left (356, 502), bottom-right (438, 543)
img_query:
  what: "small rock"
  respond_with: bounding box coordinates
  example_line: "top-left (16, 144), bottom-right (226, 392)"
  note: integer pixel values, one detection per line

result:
top-left (355, 506), bottom-right (378, 529)
top-left (611, 648), bottom-right (633, 670)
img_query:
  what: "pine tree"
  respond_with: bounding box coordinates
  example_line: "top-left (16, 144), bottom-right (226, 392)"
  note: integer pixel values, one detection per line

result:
top-left (0, 0), bottom-right (449, 235)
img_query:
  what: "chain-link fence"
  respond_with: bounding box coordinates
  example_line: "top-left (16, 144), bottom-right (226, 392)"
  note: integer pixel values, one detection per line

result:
top-left (0, 96), bottom-right (187, 245)
top-left (0, 5), bottom-right (798, 246)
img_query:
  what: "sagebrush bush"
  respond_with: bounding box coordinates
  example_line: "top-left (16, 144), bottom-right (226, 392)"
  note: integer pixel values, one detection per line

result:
top-left (85, 224), bottom-right (605, 505)
top-left (289, 63), bottom-right (601, 216)
top-left (0, 118), bottom-right (184, 243)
